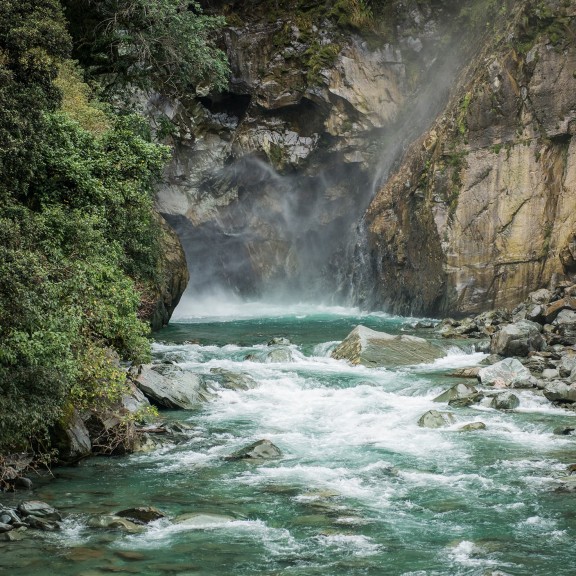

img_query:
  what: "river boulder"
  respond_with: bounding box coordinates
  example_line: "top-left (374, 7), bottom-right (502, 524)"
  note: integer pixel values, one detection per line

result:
top-left (417, 410), bottom-right (456, 429)
top-left (433, 382), bottom-right (480, 403)
top-left (209, 368), bottom-right (257, 391)
top-left (116, 507), bottom-right (166, 525)
top-left (224, 439), bottom-right (282, 461)
top-left (332, 325), bottom-right (444, 368)
top-left (50, 409), bottom-right (92, 464)
top-left (136, 364), bottom-right (214, 409)
top-left (477, 358), bottom-right (531, 387)
top-left (490, 320), bottom-right (545, 357)
top-left (489, 392), bottom-right (520, 410)
top-left (554, 309), bottom-right (576, 345)
top-left (458, 422), bottom-right (487, 432)
top-left (543, 381), bottom-right (576, 403)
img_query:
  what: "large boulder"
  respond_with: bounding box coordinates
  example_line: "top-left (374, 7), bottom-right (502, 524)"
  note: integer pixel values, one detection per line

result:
top-left (433, 383), bottom-right (480, 403)
top-left (558, 354), bottom-right (576, 378)
top-left (136, 365), bottom-right (214, 409)
top-left (224, 439), bottom-right (282, 461)
top-left (489, 392), bottom-right (520, 410)
top-left (417, 410), bottom-right (456, 429)
top-left (116, 507), bottom-right (166, 525)
top-left (332, 325), bottom-right (444, 368)
top-left (50, 409), bottom-right (92, 464)
top-left (543, 381), bottom-right (576, 403)
top-left (554, 309), bottom-right (576, 345)
top-left (490, 320), bottom-right (545, 357)
top-left (208, 368), bottom-right (257, 391)
top-left (477, 358), bottom-right (531, 387)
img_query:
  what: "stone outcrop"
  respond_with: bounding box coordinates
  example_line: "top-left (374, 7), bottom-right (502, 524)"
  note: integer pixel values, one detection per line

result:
top-left (364, 1), bottom-right (576, 316)
top-left (136, 364), bottom-right (214, 409)
top-left (331, 325), bottom-right (444, 367)
top-left (140, 215), bottom-right (189, 331)
top-left (151, 1), bottom-right (478, 299)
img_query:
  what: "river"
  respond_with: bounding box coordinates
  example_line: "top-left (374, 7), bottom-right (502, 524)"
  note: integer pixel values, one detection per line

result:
top-left (2, 303), bottom-right (575, 575)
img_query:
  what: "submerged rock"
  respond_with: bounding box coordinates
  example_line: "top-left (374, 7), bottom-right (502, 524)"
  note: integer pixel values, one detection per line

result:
top-left (209, 368), bottom-right (257, 391)
top-left (477, 358), bottom-right (531, 387)
top-left (489, 392), bottom-right (520, 410)
top-left (136, 364), bottom-right (214, 409)
top-left (174, 513), bottom-right (235, 527)
top-left (116, 506), bottom-right (166, 525)
top-left (224, 439), bottom-right (282, 461)
top-left (331, 325), bottom-right (444, 368)
top-left (417, 410), bottom-right (456, 429)
top-left (458, 422), bottom-right (487, 432)
top-left (433, 382), bottom-right (480, 403)
top-left (87, 515), bottom-right (144, 533)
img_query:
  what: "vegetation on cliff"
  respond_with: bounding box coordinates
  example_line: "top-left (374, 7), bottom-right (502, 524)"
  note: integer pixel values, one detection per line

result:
top-left (0, 0), bottom-right (228, 456)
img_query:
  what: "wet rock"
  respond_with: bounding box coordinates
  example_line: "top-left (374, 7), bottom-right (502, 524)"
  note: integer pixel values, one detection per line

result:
top-left (209, 368), bottom-right (257, 391)
top-left (490, 320), bottom-right (544, 357)
top-left (553, 425), bottom-right (576, 435)
top-left (447, 367), bottom-right (481, 378)
top-left (24, 516), bottom-right (60, 531)
top-left (87, 515), bottom-right (144, 533)
top-left (265, 348), bottom-right (294, 363)
top-left (458, 422), bottom-right (487, 432)
top-left (433, 382), bottom-right (479, 403)
top-left (50, 409), bottom-right (92, 464)
top-left (554, 309), bottom-right (576, 345)
top-left (17, 501), bottom-right (61, 521)
top-left (268, 337), bottom-right (291, 346)
top-left (224, 439), bottom-right (282, 461)
top-left (489, 392), bottom-right (520, 410)
top-left (0, 522), bottom-right (12, 533)
top-left (136, 364), bottom-right (214, 409)
top-left (417, 410), bottom-right (456, 429)
top-left (174, 513), bottom-right (235, 527)
top-left (477, 358), bottom-right (531, 387)
top-left (121, 382), bottom-right (151, 413)
top-left (332, 325), bottom-right (444, 368)
top-left (116, 507), bottom-right (166, 525)
top-left (543, 381), bottom-right (576, 403)
top-left (558, 354), bottom-right (576, 377)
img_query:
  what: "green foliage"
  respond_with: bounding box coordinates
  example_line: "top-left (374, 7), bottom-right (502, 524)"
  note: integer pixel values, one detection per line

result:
top-left (62, 0), bottom-right (230, 99)
top-left (330, 0), bottom-right (373, 30)
top-left (0, 0), bottom-right (71, 198)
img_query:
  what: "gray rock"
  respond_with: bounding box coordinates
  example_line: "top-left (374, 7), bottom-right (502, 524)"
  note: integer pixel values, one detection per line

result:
top-left (225, 439), bottom-right (282, 461)
top-left (447, 367), bottom-right (481, 378)
top-left (268, 337), bottom-right (291, 345)
top-left (433, 383), bottom-right (479, 403)
top-left (24, 516), bottom-right (60, 531)
top-left (121, 382), bottom-right (151, 413)
top-left (0, 522), bottom-right (12, 533)
top-left (554, 309), bottom-right (576, 345)
top-left (543, 381), bottom-right (576, 403)
top-left (554, 425), bottom-right (576, 435)
top-left (477, 358), bottom-right (531, 386)
top-left (490, 392), bottom-right (520, 410)
top-left (541, 368), bottom-right (559, 380)
top-left (87, 515), bottom-right (144, 533)
top-left (116, 507), bottom-right (166, 525)
top-left (174, 513), bottom-right (235, 527)
top-left (529, 288), bottom-right (552, 304)
top-left (417, 410), bottom-right (456, 429)
top-left (558, 354), bottom-right (576, 377)
top-left (265, 347), bottom-right (294, 363)
top-left (209, 368), bottom-right (257, 391)
top-left (458, 422), bottom-right (487, 432)
top-left (490, 320), bottom-right (544, 357)
top-left (17, 501), bottom-right (61, 521)
top-left (509, 374), bottom-right (540, 389)
top-left (332, 325), bottom-right (444, 368)
top-left (50, 409), bottom-right (92, 464)
top-left (136, 365), bottom-right (214, 409)
top-left (526, 304), bottom-right (544, 322)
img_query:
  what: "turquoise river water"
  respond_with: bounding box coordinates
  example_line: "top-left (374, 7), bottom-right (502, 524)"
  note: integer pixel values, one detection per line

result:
top-left (1, 301), bottom-right (576, 575)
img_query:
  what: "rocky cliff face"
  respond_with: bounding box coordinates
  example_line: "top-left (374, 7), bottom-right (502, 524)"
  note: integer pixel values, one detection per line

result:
top-left (365, 0), bottom-right (576, 316)
top-left (153, 0), bottom-right (473, 299)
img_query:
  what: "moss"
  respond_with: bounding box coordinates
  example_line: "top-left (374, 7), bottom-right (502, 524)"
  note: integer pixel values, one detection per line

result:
top-left (457, 92), bottom-right (473, 136)
top-left (306, 42), bottom-right (341, 85)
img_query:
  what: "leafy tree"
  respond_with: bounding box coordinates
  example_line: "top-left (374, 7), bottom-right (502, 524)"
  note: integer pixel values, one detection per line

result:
top-left (62, 0), bottom-right (230, 99)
